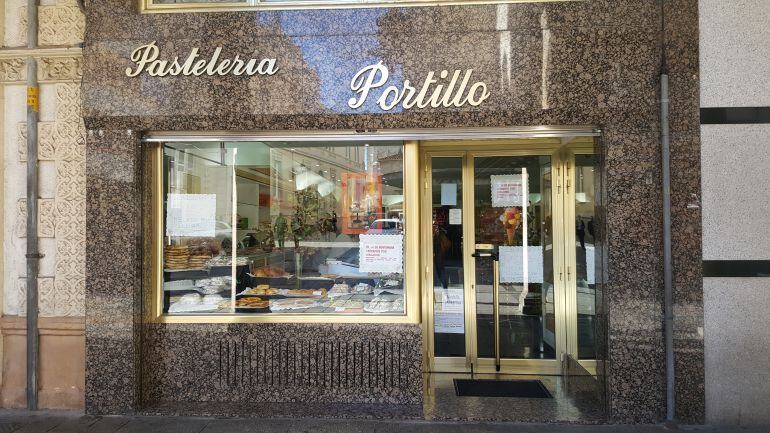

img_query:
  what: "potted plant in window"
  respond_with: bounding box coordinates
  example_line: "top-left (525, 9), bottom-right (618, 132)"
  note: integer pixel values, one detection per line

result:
top-left (290, 188), bottom-right (321, 288)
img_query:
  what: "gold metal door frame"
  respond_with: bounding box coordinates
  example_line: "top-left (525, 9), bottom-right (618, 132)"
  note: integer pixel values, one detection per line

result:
top-left (467, 148), bottom-right (564, 375)
top-left (421, 140), bottom-right (582, 375)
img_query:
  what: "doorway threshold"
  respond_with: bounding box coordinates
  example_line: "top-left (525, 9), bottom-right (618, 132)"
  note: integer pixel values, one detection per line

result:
top-left (423, 373), bottom-right (605, 423)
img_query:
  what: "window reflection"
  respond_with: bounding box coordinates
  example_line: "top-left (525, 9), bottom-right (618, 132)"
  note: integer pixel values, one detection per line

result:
top-left (162, 140), bottom-right (406, 316)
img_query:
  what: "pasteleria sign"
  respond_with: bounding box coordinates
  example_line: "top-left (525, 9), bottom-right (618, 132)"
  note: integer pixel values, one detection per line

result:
top-left (125, 42), bottom-right (279, 77)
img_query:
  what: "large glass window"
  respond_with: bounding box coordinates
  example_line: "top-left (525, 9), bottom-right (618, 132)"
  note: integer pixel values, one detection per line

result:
top-left (160, 140), bottom-right (406, 316)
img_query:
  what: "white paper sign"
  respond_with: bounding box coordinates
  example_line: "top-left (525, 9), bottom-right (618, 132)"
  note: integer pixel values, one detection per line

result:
top-left (166, 193), bottom-right (217, 237)
top-left (491, 174), bottom-right (525, 207)
top-left (435, 288), bottom-right (464, 313)
top-left (585, 245), bottom-right (595, 285)
top-left (498, 246), bottom-right (544, 283)
top-left (434, 312), bottom-right (465, 334)
top-left (441, 183), bottom-right (457, 206)
top-left (358, 234), bottom-right (404, 274)
top-left (449, 208), bottom-right (462, 225)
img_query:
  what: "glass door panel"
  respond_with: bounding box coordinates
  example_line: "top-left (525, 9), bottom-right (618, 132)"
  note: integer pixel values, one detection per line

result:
top-left (472, 155), bottom-right (556, 363)
top-left (574, 154), bottom-right (598, 360)
top-left (430, 156), bottom-right (466, 358)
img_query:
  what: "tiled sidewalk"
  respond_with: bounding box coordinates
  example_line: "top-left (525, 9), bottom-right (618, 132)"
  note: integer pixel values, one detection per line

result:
top-left (0, 411), bottom-right (764, 433)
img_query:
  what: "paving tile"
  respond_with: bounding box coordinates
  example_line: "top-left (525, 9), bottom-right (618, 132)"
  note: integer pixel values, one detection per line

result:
top-left (80, 416), bottom-right (132, 433)
top-left (288, 419), bottom-right (377, 433)
top-left (43, 415), bottom-right (107, 433)
top-left (111, 417), bottom-right (210, 433)
top-left (199, 418), bottom-right (293, 433)
top-left (0, 422), bottom-right (23, 433)
top-left (7, 416), bottom-right (63, 433)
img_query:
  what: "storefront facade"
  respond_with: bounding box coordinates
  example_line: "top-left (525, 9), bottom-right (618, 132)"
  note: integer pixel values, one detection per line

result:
top-left (83, 0), bottom-right (704, 423)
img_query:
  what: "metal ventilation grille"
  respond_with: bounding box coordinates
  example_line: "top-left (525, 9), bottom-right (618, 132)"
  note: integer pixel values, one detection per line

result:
top-left (218, 339), bottom-right (413, 390)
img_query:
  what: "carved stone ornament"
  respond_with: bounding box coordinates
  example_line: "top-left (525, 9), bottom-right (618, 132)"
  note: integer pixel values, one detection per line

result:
top-left (39, 56), bottom-right (83, 82)
top-left (19, 1), bottom-right (85, 47)
top-left (0, 58), bottom-right (26, 82)
top-left (39, 4), bottom-right (85, 46)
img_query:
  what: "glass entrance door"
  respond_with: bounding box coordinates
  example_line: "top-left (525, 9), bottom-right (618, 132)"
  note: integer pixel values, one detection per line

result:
top-left (423, 144), bottom-right (597, 375)
top-left (471, 155), bottom-right (558, 372)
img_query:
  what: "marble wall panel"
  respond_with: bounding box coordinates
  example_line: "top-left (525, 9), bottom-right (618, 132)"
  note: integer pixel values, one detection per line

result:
top-left (85, 129), bottom-right (142, 414)
top-left (82, 0), bottom-right (703, 423)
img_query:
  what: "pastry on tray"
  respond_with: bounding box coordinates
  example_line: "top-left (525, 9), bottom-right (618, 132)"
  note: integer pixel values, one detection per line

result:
top-left (269, 298), bottom-right (318, 311)
top-left (328, 283), bottom-right (350, 297)
top-left (252, 266), bottom-right (288, 277)
top-left (243, 286), bottom-right (279, 296)
top-left (235, 298), bottom-right (269, 309)
top-left (280, 288), bottom-right (327, 297)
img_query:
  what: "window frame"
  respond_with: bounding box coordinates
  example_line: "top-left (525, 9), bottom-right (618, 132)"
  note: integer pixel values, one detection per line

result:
top-left (149, 137), bottom-right (422, 324)
top-left (140, 0), bottom-right (573, 14)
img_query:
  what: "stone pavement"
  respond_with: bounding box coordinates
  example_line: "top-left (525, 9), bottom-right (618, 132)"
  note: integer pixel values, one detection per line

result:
top-left (0, 411), bottom-right (766, 433)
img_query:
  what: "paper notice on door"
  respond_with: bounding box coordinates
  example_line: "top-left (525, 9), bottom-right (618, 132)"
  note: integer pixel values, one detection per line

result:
top-left (498, 246), bottom-right (544, 283)
top-left (441, 183), bottom-right (457, 206)
top-left (166, 193), bottom-right (217, 237)
top-left (358, 234), bottom-right (404, 274)
top-left (491, 174), bottom-right (525, 207)
top-left (434, 288), bottom-right (464, 313)
top-left (449, 208), bottom-right (462, 225)
top-left (434, 311), bottom-right (465, 334)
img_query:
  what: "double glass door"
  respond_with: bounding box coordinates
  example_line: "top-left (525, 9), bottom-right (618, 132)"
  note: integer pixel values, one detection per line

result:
top-left (423, 143), bottom-right (598, 375)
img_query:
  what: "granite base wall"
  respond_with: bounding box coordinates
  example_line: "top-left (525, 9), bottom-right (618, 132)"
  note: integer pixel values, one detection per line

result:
top-left (142, 324), bottom-right (422, 408)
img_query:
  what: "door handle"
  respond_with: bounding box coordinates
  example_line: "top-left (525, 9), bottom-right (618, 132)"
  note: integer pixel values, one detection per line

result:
top-left (472, 251), bottom-right (499, 259)
top-left (492, 259), bottom-right (501, 372)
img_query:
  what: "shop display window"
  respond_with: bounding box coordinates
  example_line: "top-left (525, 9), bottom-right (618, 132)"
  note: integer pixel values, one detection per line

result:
top-left (159, 140), bottom-right (407, 317)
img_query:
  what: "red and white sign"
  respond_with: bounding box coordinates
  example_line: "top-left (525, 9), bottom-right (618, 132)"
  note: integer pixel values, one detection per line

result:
top-left (491, 174), bottom-right (525, 207)
top-left (358, 234), bottom-right (403, 274)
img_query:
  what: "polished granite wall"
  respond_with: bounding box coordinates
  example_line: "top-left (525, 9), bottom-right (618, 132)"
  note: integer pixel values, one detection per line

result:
top-left (83, 0), bottom-right (703, 423)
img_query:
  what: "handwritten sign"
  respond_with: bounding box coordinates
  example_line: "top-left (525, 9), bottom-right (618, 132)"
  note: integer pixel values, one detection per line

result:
top-left (358, 234), bottom-right (403, 274)
top-left (166, 193), bottom-right (217, 237)
top-left (449, 208), bottom-right (462, 225)
top-left (491, 174), bottom-right (525, 207)
top-left (433, 288), bottom-right (464, 334)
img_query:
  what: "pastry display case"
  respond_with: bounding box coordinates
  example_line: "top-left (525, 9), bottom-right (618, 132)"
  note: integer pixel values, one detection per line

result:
top-left (155, 139), bottom-right (416, 321)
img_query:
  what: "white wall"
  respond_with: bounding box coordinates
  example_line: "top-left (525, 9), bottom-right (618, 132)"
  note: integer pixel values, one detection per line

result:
top-left (700, 0), bottom-right (770, 427)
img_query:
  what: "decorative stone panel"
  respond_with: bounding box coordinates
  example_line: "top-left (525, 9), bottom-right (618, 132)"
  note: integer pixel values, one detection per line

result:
top-left (38, 56), bottom-right (83, 82)
top-left (15, 199), bottom-right (57, 238)
top-left (17, 277), bottom-right (56, 317)
top-left (0, 59), bottom-right (26, 82)
top-left (19, 0), bottom-right (85, 47)
top-left (17, 122), bottom-right (57, 162)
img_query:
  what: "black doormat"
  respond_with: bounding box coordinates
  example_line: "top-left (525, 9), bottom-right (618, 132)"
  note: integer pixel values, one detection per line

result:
top-left (453, 379), bottom-right (553, 398)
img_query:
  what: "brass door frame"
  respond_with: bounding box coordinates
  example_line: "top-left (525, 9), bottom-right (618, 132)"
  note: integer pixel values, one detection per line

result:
top-left (421, 138), bottom-right (596, 376)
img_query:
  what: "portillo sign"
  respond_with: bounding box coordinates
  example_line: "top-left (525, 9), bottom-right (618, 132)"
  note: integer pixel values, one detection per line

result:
top-left (125, 43), bottom-right (491, 111)
top-left (347, 61), bottom-right (490, 111)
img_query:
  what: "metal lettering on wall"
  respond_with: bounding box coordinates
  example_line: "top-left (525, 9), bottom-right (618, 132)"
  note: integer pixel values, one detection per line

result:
top-left (348, 61), bottom-right (490, 111)
top-left (125, 42), bottom-right (279, 77)
top-left (124, 45), bottom-right (490, 110)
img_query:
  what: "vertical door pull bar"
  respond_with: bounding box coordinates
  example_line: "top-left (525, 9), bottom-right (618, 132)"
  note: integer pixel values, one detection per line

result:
top-left (492, 257), bottom-right (501, 372)
top-left (472, 251), bottom-right (501, 371)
